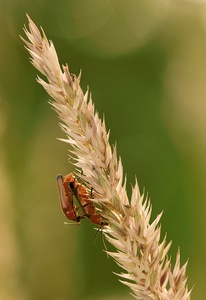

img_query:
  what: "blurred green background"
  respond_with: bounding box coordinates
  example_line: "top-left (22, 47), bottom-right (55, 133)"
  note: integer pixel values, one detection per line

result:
top-left (0, 0), bottom-right (206, 299)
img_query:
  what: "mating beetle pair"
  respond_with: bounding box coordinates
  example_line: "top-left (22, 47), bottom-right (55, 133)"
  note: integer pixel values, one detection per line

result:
top-left (57, 173), bottom-right (108, 227)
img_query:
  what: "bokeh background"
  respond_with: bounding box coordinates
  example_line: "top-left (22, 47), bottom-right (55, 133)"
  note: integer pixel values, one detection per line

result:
top-left (1, 0), bottom-right (206, 299)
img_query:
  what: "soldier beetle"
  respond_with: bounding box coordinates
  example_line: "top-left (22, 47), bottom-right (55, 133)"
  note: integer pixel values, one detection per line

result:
top-left (57, 174), bottom-right (84, 223)
top-left (57, 173), bottom-right (108, 227)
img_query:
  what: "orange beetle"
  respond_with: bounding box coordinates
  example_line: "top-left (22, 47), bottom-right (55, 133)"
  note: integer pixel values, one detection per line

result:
top-left (57, 174), bottom-right (84, 223)
top-left (57, 173), bottom-right (108, 227)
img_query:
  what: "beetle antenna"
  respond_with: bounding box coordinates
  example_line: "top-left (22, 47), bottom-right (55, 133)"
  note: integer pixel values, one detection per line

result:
top-left (93, 227), bottom-right (108, 257)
